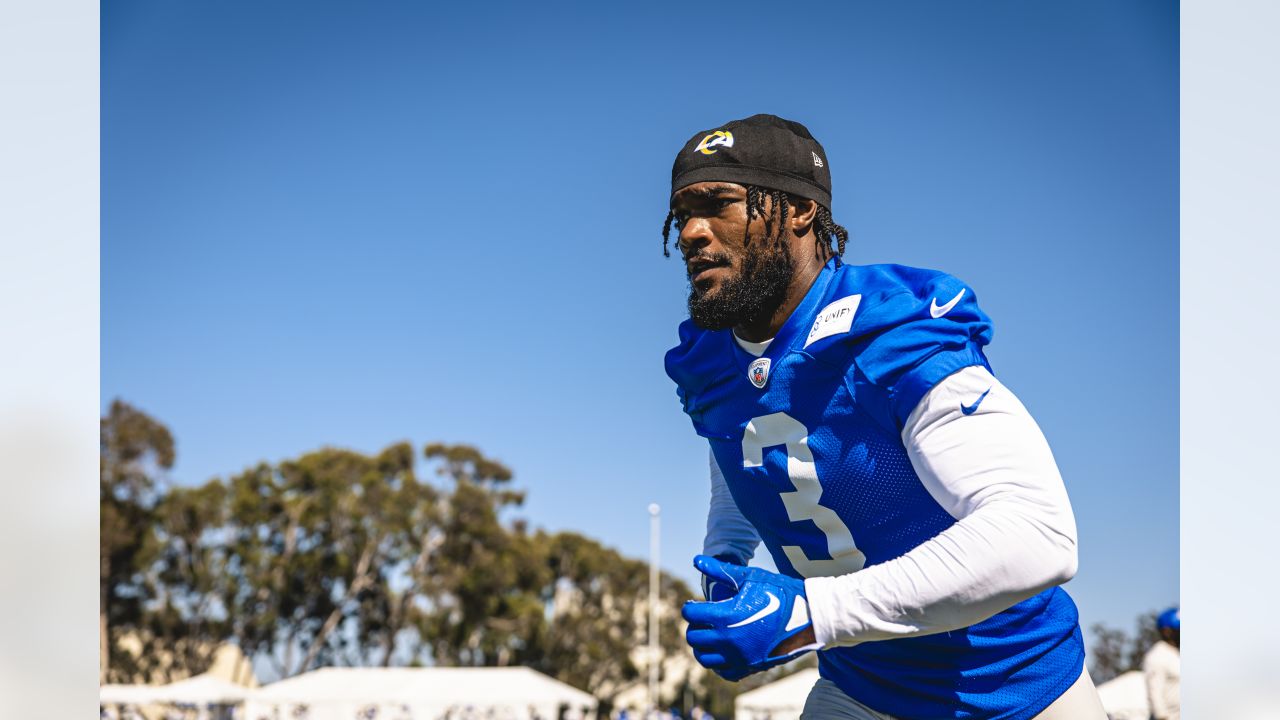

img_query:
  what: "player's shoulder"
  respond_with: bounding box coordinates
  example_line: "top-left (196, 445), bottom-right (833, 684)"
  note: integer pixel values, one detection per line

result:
top-left (833, 262), bottom-right (973, 314)
top-left (663, 261), bottom-right (989, 385)
top-left (834, 261), bottom-right (955, 289)
top-left (664, 318), bottom-right (731, 394)
top-left (803, 262), bottom-right (984, 353)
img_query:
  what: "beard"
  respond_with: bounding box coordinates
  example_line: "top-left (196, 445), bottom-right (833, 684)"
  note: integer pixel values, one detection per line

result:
top-left (687, 240), bottom-right (796, 331)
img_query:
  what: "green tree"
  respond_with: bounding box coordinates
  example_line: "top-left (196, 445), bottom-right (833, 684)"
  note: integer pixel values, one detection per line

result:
top-left (99, 410), bottom-right (714, 704)
top-left (223, 442), bottom-right (433, 677)
top-left (145, 479), bottom-right (232, 680)
top-left (532, 530), bottom-right (695, 704)
top-left (416, 443), bottom-right (549, 667)
top-left (535, 531), bottom-right (643, 694)
top-left (353, 442), bottom-right (441, 667)
top-left (100, 399), bottom-right (175, 683)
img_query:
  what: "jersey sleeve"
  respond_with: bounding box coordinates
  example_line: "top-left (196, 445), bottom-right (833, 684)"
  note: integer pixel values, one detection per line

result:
top-left (850, 270), bottom-right (993, 429)
top-left (804, 366), bottom-right (1079, 645)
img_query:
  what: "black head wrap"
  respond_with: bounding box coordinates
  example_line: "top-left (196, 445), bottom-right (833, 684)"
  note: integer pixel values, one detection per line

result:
top-left (670, 114), bottom-right (832, 208)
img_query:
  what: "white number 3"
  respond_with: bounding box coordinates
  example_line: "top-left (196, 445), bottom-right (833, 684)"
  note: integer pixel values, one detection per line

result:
top-left (742, 412), bottom-right (866, 577)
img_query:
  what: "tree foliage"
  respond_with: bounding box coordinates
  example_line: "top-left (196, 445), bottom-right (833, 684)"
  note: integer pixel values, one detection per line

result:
top-left (1088, 610), bottom-right (1162, 683)
top-left (101, 401), bottom-right (703, 708)
top-left (100, 399), bottom-right (176, 682)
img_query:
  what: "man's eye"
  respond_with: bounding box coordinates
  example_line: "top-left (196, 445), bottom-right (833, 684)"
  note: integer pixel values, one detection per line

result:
top-left (715, 198), bottom-right (742, 213)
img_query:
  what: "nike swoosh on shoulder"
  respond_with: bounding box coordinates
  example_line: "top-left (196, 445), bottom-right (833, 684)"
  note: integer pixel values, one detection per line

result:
top-left (929, 288), bottom-right (966, 318)
top-left (728, 591), bottom-right (780, 628)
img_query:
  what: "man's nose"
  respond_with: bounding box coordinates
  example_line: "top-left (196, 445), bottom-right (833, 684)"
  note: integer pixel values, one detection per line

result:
top-left (678, 218), bottom-right (713, 258)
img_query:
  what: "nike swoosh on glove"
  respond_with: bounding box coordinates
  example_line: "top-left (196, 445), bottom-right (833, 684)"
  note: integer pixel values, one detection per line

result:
top-left (682, 554), bottom-right (822, 682)
top-left (702, 553), bottom-right (745, 602)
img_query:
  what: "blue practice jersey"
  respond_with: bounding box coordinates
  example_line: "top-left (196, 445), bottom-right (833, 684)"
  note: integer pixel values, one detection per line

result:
top-left (665, 258), bottom-right (1084, 720)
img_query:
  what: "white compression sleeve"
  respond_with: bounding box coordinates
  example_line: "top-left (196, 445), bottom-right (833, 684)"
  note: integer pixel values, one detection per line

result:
top-left (805, 365), bottom-right (1079, 646)
top-left (703, 449), bottom-right (761, 564)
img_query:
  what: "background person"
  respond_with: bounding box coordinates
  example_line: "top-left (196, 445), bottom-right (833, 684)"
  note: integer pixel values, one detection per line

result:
top-left (1143, 607), bottom-right (1180, 720)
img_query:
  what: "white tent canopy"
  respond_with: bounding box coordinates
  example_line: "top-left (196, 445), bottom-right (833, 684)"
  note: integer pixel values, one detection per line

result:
top-left (1096, 670), bottom-right (1149, 720)
top-left (154, 674), bottom-right (255, 704)
top-left (101, 674), bottom-right (253, 720)
top-left (99, 683), bottom-right (160, 706)
top-left (243, 667), bottom-right (597, 720)
top-left (734, 668), bottom-right (820, 720)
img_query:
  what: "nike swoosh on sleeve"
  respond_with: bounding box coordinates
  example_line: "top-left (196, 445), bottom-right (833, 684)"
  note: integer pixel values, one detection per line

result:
top-left (728, 591), bottom-right (781, 628)
top-left (929, 288), bottom-right (966, 318)
top-left (961, 387), bottom-right (992, 415)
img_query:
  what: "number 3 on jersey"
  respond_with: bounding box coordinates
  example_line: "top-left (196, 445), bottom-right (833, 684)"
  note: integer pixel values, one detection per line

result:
top-left (742, 412), bottom-right (866, 577)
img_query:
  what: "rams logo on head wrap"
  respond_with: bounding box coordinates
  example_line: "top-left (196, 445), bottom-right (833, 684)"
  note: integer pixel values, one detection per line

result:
top-left (695, 130), bottom-right (734, 155)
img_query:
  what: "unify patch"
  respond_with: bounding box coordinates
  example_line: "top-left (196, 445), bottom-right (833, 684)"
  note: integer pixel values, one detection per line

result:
top-left (804, 294), bottom-right (862, 348)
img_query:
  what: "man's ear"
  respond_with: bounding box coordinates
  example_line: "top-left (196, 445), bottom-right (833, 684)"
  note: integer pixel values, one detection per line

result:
top-left (789, 197), bottom-right (818, 238)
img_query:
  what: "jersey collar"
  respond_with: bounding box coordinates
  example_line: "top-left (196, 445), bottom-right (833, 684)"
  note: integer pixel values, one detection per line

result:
top-left (729, 256), bottom-right (839, 366)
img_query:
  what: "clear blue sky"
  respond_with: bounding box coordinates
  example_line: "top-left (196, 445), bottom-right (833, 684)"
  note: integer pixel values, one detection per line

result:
top-left (103, 0), bottom-right (1178, 639)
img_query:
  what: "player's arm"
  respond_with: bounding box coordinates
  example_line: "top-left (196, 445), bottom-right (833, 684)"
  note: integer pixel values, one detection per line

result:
top-left (804, 365), bottom-right (1080, 645)
top-left (703, 449), bottom-right (761, 567)
top-left (683, 452), bottom-right (788, 682)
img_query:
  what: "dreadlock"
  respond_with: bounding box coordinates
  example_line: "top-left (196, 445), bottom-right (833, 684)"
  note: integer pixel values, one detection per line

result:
top-left (662, 210), bottom-right (677, 257)
top-left (814, 203), bottom-right (849, 257)
top-left (663, 185), bottom-right (848, 258)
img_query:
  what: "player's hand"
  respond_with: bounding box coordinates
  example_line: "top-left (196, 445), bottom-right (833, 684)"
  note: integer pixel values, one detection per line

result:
top-left (701, 554), bottom-right (743, 602)
top-left (682, 554), bottom-right (822, 681)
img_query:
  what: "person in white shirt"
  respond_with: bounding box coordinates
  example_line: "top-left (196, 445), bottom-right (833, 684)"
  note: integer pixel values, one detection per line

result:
top-left (1142, 607), bottom-right (1180, 720)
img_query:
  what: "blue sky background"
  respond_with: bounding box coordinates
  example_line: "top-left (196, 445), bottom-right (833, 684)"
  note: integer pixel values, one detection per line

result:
top-left (103, 0), bottom-right (1177, 642)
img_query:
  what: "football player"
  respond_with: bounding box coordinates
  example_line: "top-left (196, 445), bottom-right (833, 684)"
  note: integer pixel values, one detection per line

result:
top-left (662, 114), bottom-right (1107, 719)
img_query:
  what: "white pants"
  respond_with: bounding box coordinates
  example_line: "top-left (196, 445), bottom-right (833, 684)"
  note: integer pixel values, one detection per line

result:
top-left (798, 667), bottom-right (1108, 720)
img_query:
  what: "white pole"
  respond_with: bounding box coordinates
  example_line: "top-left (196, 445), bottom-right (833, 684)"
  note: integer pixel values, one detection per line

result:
top-left (648, 502), bottom-right (661, 715)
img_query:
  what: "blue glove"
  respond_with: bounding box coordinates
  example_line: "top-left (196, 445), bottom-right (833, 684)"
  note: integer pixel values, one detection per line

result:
top-left (682, 555), bottom-right (821, 681)
top-left (702, 553), bottom-right (744, 601)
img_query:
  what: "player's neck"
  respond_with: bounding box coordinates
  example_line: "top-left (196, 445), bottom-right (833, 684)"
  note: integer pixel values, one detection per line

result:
top-left (734, 251), bottom-right (830, 343)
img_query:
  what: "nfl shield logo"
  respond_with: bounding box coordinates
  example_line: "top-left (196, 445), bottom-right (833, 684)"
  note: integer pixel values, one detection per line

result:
top-left (748, 357), bottom-right (771, 389)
